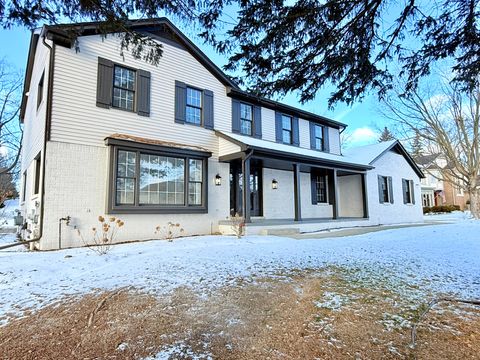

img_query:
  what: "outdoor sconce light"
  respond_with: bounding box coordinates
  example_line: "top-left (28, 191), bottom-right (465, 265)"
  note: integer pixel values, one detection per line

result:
top-left (215, 174), bottom-right (222, 186)
top-left (272, 179), bottom-right (278, 189)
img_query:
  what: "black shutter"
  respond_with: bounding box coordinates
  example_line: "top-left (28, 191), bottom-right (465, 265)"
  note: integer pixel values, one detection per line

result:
top-left (310, 122), bottom-right (316, 149)
top-left (174, 81), bottom-right (186, 124)
top-left (136, 69), bottom-right (151, 117)
top-left (323, 126), bottom-right (330, 152)
top-left (254, 105), bottom-right (262, 138)
top-left (311, 172), bottom-right (318, 205)
top-left (410, 180), bottom-right (415, 204)
top-left (292, 116), bottom-right (300, 146)
top-left (402, 179), bottom-right (407, 204)
top-left (232, 99), bottom-right (240, 133)
top-left (203, 89), bottom-right (214, 129)
top-left (96, 57), bottom-right (113, 108)
top-left (388, 176), bottom-right (394, 204)
top-left (275, 112), bottom-right (283, 142)
top-left (378, 175), bottom-right (384, 204)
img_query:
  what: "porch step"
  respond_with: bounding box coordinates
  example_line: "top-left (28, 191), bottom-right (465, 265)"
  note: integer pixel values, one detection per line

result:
top-left (259, 228), bottom-right (300, 236)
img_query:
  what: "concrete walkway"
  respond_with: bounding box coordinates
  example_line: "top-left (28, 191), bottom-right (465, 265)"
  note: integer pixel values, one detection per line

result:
top-left (289, 220), bottom-right (452, 240)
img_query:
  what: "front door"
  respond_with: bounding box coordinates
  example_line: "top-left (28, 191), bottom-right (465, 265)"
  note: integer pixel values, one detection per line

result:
top-left (230, 164), bottom-right (263, 217)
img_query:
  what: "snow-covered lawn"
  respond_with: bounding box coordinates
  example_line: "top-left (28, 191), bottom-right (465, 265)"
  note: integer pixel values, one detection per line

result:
top-left (1, 216), bottom-right (479, 327)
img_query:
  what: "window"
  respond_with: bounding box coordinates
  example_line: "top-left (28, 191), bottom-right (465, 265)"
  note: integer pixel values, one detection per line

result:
top-left (116, 150), bottom-right (136, 205)
top-left (188, 159), bottom-right (203, 205)
top-left (240, 103), bottom-right (253, 136)
top-left (113, 65), bottom-right (136, 111)
top-left (109, 144), bottom-right (208, 213)
top-left (282, 115), bottom-right (293, 144)
top-left (37, 71), bottom-right (44, 109)
top-left (403, 179), bottom-right (415, 204)
top-left (186, 87), bottom-right (202, 125)
top-left (316, 175), bottom-right (328, 203)
top-left (34, 154), bottom-right (41, 195)
top-left (21, 171), bottom-right (27, 202)
top-left (314, 124), bottom-right (324, 150)
top-left (379, 175), bottom-right (392, 203)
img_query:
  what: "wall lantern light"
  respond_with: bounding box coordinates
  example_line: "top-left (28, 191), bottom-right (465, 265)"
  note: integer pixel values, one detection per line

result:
top-left (215, 174), bottom-right (222, 186)
top-left (272, 179), bottom-right (278, 189)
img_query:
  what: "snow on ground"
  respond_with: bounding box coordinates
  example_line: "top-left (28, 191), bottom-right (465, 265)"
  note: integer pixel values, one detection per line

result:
top-left (1, 216), bottom-right (479, 325)
top-left (0, 198), bottom-right (19, 229)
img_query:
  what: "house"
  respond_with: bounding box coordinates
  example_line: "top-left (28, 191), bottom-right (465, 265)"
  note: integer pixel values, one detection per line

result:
top-left (415, 153), bottom-right (469, 209)
top-left (19, 18), bottom-right (424, 250)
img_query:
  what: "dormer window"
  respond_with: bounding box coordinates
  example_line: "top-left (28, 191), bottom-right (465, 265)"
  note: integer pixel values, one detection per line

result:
top-left (314, 124), bottom-right (324, 150)
top-left (281, 115), bottom-right (293, 144)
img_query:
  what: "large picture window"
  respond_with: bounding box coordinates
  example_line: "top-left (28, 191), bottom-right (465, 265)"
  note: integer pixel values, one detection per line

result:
top-left (109, 142), bottom-right (209, 214)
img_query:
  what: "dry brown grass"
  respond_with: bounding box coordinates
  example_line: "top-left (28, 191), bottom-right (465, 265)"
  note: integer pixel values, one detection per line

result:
top-left (1, 269), bottom-right (478, 359)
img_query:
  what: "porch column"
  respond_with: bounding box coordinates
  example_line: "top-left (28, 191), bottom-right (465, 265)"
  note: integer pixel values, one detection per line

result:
top-left (293, 163), bottom-right (302, 221)
top-left (361, 173), bottom-right (369, 218)
top-left (242, 157), bottom-right (251, 223)
top-left (328, 169), bottom-right (339, 219)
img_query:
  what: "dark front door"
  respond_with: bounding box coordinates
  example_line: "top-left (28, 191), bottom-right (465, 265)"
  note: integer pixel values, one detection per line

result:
top-left (230, 164), bottom-right (263, 217)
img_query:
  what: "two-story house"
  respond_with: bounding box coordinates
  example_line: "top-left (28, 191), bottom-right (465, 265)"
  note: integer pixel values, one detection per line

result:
top-left (19, 18), bottom-right (424, 250)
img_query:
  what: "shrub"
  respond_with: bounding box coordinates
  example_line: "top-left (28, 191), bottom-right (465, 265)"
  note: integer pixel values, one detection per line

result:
top-left (424, 205), bottom-right (462, 214)
top-left (155, 222), bottom-right (184, 242)
top-left (229, 213), bottom-right (244, 239)
top-left (77, 216), bottom-right (124, 255)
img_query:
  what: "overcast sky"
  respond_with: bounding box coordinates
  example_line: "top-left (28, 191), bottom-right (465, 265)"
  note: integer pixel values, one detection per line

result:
top-left (2, 22), bottom-right (386, 147)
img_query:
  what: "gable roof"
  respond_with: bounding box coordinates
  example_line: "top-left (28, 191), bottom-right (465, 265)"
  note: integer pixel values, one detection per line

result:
top-left (20, 17), bottom-right (347, 129)
top-left (343, 140), bottom-right (425, 178)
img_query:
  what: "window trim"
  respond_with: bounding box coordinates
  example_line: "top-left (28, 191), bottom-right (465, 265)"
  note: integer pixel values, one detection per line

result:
top-left (21, 171), bottom-right (27, 203)
top-left (106, 140), bottom-right (210, 214)
top-left (281, 114), bottom-right (293, 144)
top-left (379, 175), bottom-right (392, 204)
top-left (403, 178), bottom-right (414, 204)
top-left (185, 85), bottom-right (203, 126)
top-left (112, 64), bottom-right (137, 113)
top-left (33, 153), bottom-right (41, 195)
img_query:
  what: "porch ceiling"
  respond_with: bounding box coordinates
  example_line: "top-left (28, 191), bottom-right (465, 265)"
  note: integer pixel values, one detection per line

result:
top-left (216, 131), bottom-right (372, 172)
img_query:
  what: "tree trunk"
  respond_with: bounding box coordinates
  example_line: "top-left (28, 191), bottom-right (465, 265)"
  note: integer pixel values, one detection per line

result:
top-left (470, 190), bottom-right (480, 219)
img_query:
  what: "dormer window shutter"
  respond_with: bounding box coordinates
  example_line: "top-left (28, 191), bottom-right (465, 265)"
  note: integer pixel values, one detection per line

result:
top-left (203, 89), bottom-right (214, 129)
top-left (292, 116), bottom-right (300, 146)
top-left (254, 105), bottom-right (262, 138)
top-left (136, 69), bottom-right (151, 117)
top-left (232, 99), bottom-right (241, 133)
top-left (96, 57), bottom-right (113, 108)
top-left (174, 81), bottom-right (187, 124)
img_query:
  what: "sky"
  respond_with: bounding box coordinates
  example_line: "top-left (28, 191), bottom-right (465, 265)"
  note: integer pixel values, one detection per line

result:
top-left (0, 22), bottom-right (386, 148)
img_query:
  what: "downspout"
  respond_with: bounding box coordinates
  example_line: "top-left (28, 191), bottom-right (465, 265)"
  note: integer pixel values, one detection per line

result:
top-left (32, 30), bottom-right (55, 247)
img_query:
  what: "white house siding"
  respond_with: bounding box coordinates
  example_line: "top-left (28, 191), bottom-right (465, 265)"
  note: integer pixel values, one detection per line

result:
top-left (261, 107), bottom-right (276, 142)
top-left (40, 141), bottom-right (230, 250)
top-left (218, 137), bottom-right (241, 157)
top-left (328, 127), bottom-right (341, 155)
top-left (262, 168), bottom-right (295, 219)
top-left (338, 174), bottom-right (364, 217)
top-left (299, 118), bottom-right (310, 148)
top-left (20, 37), bottom-right (53, 240)
top-left (367, 150), bottom-right (423, 224)
top-left (50, 34), bottom-right (231, 159)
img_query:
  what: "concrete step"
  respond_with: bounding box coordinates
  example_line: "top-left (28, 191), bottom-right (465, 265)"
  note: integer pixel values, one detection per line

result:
top-left (259, 228), bottom-right (300, 236)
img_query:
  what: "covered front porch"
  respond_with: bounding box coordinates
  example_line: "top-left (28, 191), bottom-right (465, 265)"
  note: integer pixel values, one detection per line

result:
top-left (216, 131), bottom-right (373, 232)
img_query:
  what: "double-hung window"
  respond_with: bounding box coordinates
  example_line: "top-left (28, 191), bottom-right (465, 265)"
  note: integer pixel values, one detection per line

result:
top-left (316, 174), bottom-right (328, 203)
top-left (402, 179), bottom-right (415, 204)
top-left (113, 66), bottom-right (136, 111)
top-left (186, 87), bottom-right (202, 125)
top-left (378, 175), bottom-right (393, 203)
top-left (314, 124), bottom-right (324, 151)
top-left (240, 103), bottom-right (253, 136)
top-left (282, 115), bottom-right (293, 144)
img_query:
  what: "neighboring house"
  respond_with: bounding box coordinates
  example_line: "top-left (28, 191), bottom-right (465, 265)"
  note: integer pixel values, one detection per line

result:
top-left (415, 154), bottom-right (469, 209)
top-left (19, 18), bottom-right (424, 250)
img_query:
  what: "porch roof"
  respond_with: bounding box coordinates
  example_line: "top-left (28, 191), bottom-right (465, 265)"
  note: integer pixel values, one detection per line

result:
top-left (216, 131), bottom-right (373, 171)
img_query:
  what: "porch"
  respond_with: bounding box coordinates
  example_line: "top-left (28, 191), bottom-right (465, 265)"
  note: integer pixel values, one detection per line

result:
top-left (216, 131), bottom-right (373, 232)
